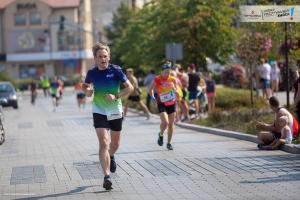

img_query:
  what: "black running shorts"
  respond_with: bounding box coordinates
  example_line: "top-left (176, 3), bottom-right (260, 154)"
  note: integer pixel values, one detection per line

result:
top-left (93, 113), bottom-right (123, 131)
top-left (128, 95), bottom-right (141, 102)
top-left (157, 103), bottom-right (176, 115)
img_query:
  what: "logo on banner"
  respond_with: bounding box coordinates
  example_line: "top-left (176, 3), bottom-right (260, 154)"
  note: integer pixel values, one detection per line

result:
top-left (240, 6), bottom-right (300, 22)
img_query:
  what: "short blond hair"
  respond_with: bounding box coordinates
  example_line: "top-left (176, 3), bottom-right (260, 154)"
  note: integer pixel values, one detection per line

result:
top-left (92, 42), bottom-right (110, 57)
top-left (279, 116), bottom-right (289, 126)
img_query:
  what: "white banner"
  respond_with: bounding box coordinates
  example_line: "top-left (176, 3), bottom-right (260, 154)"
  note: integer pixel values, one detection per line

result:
top-left (240, 5), bottom-right (300, 22)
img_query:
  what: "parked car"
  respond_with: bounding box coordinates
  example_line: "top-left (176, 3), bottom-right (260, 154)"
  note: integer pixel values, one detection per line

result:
top-left (0, 82), bottom-right (18, 109)
top-left (0, 104), bottom-right (5, 145)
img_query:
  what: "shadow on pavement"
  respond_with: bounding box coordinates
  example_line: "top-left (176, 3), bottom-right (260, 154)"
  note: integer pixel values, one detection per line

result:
top-left (89, 149), bottom-right (166, 156)
top-left (240, 173), bottom-right (300, 184)
top-left (13, 185), bottom-right (109, 200)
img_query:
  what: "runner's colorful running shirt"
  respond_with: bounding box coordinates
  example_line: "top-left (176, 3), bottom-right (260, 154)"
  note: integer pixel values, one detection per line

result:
top-left (154, 75), bottom-right (176, 105)
top-left (85, 64), bottom-right (127, 115)
top-left (50, 82), bottom-right (59, 95)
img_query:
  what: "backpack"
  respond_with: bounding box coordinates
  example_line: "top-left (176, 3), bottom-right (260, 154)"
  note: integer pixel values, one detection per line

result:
top-left (292, 115), bottom-right (299, 138)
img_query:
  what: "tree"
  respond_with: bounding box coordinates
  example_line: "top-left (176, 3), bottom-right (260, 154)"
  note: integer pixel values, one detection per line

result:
top-left (106, 0), bottom-right (238, 73)
top-left (105, 3), bottom-right (134, 66)
top-left (237, 32), bottom-right (272, 107)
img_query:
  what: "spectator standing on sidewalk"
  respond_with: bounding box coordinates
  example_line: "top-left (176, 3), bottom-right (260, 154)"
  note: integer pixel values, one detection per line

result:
top-left (177, 65), bottom-right (189, 122)
top-left (256, 96), bottom-right (294, 146)
top-left (259, 58), bottom-right (271, 100)
top-left (205, 72), bottom-right (216, 112)
top-left (143, 69), bottom-right (156, 110)
top-left (124, 68), bottom-right (150, 119)
top-left (82, 43), bottom-right (133, 190)
top-left (187, 64), bottom-right (200, 119)
top-left (270, 60), bottom-right (280, 96)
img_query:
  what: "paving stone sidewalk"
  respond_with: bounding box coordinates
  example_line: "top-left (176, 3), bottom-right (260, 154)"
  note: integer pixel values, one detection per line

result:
top-left (0, 90), bottom-right (299, 200)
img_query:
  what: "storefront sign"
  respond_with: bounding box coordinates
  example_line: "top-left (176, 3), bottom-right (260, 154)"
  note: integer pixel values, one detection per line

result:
top-left (17, 3), bottom-right (36, 10)
top-left (240, 5), bottom-right (300, 22)
top-left (8, 30), bottom-right (49, 53)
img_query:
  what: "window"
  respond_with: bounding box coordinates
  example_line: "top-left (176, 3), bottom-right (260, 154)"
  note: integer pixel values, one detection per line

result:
top-left (15, 13), bottom-right (26, 26)
top-left (57, 31), bottom-right (78, 51)
top-left (30, 12), bottom-right (41, 25)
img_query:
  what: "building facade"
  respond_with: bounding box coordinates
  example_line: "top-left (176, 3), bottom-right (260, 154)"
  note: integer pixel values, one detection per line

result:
top-left (0, 0), bottom-right (93, 80)
top-left (92, 0), bottom-right (151, 43)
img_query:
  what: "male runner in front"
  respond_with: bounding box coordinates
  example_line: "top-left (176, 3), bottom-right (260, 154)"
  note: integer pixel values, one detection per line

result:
top-left (83, 43), bottom-right (133, 190)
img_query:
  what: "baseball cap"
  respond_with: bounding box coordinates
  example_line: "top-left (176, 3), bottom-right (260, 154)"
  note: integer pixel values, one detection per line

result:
top-left (162, 63), bottom-right (172, 69)
top-left (188, 63), bottom-right (196, 69)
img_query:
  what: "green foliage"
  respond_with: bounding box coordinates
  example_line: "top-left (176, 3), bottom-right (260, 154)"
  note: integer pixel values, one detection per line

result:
top-left (0, 72), bottom-right (16, 87)
top-left (221, 64), bottom-right (245, 88)
top-left (14, 79), bottom-right (32, 91)
top-left (107, 0), bottom-right (238, 72)
top-left (239, 0), bottom-right (300, 62)
top-left (196, 108), bottom-right (273, 135)
top-left (212, 73), bottom-right (221, 84)
top-left (215, 87), bottom-right (268, 109)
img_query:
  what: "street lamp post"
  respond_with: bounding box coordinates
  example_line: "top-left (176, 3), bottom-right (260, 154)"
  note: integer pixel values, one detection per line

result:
top-left (284, 22), bottom-right (290, 109)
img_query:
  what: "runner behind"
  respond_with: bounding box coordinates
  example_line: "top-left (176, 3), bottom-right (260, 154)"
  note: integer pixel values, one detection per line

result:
top-left (74, 78), bottom-right (86, 111)
top-left (149, 62), bottom-right (178, 150)
top-left (50, 76), bottom-right (60, 111)
top-left (124, 68), bottom-right (151, 119)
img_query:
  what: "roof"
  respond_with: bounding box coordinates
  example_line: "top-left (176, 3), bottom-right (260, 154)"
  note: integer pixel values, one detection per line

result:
top-left (40, 0), bottom-right (80, 8)
top-left (0, 0), bottom-right (14, 10)
top-left (0, 0), bottom-right (80, 10)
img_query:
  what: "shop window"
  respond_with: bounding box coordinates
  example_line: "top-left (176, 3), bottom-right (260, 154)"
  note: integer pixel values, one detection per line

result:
top-left (30, 12), bottom-right (41, 25)
top-left (19, 64), bottom-right (45, 79)
top-left (15, 13), bottom-right (26, 26)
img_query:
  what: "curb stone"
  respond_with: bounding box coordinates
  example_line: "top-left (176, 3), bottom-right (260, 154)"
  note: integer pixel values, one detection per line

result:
top-left (128, 108), bottom-right (300, 154)
top-left (176, 122), bottom-right (300, 154)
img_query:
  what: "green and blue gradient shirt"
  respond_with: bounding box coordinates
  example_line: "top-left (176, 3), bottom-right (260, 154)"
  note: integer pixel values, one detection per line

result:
top-left (85, 64), bottom-right (127, 115)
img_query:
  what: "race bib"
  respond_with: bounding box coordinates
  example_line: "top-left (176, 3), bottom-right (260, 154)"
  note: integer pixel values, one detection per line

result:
top-left (159, 91), bottom-right (175, 103)
top-left (105, 106), bottom-right (123, 121)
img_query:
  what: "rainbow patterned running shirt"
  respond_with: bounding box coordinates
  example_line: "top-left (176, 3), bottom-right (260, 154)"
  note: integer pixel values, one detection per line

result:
top-left (85, 64), bottom-right (127, 115)
top-left (154, 75), bottom-right (176, 104)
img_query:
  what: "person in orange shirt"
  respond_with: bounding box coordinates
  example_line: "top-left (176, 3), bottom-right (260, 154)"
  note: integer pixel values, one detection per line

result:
top-left (149, 62), bottom-right (178, 150)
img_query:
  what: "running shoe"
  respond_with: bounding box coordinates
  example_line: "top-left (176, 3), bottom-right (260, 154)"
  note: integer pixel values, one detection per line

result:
top-left (157, 132), bottom-right (163, 146)
top-left (167, 143), bottom-right (173, 150)
top-left (181, 116), bottom-right (188, 122)
top-left (110, 157), bottom-right (117, 173)
top-left (103, 175), bottom-right (113, 190)
top-left (257, 144), bottom-right (264, 150)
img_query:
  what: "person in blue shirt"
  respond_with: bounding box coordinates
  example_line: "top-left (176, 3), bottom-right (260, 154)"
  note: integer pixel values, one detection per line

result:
top-left (82, 43), bottom-right (133, 190)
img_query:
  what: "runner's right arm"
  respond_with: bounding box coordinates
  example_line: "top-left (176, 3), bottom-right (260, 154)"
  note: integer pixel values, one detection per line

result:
top-left (82, 83), bottom-right (93, 97)
top-left (149, 80), bottom-right (156, 100)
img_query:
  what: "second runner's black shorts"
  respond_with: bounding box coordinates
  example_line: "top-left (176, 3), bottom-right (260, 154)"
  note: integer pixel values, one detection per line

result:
top-left (157, 103), bottom-right (176, 114)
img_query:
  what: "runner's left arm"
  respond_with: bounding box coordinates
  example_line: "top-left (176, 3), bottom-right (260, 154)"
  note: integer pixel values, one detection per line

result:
top-left (173, 79), bottom-right (179, 97)
top-left (106, 80), bottom-right (133, 101)
top-left (117, 80), bottom-right (133, 99)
